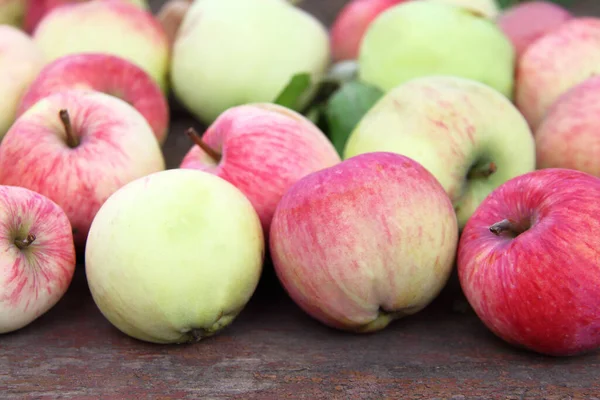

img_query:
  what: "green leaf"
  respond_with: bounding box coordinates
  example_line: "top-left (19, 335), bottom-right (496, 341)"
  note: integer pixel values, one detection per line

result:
top-left (497, 0), bottom-right (572, 10)
top-left (324, 81), bottom-right (384, 156)
top-left (273, 73), bottom-right (312, 111)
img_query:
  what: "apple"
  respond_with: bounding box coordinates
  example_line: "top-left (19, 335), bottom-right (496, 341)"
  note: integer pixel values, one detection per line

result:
top-left (0, 0), bottom-right (26, 26)
top-left (329, 0), bottom-right (409, 62)
top-left (0, 185), bottom-right (76, 334)
top-left (432, 0), bottom-right (499, 18)
top-left (170, 0), bottom-right (330, 125)
top-left (179, 103), bottom-right (341, 234)
top-left (32, 0), bottom-right (170, 92)
top-left (156, 0), bottom-right (192, 49)
top-left (497, 1), bottom-right (573, 60)
top-left (534, 76), bottom-right (600, 177)
top-left (515, 17), bottom-right (600, 130)
top-left (24, 0), bottom-right (149, 33)
top-left (0, 25), bottom-right (45, 140)
top-left (358, 0), bottom-right (515, 98)
top-left (457, 168), bottom-right (600, 357)
top-left (0, 90), bottom-right (166, 249)
top-left (343, 75), bottom-right (536, 229)
top-left (269, 151), bottom-right (458, 333)
top-left (85, 168), bottom-right (264, 344)
top-left (16, 53), bottom-right (170, 145)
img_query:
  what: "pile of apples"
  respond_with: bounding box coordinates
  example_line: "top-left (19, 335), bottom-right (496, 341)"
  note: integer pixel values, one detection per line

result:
top-left (1, 0), bottom-right (599, 359)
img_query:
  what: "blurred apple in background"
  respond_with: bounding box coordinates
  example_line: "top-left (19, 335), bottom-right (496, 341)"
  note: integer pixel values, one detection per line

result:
top-left (344, 76), bottom-right (535, 229)
top-left (0, 25), bottom-right (45, 140)
top-left (458, 168), bottom-right (600, 357)
top-left (497, 1), bottom-right (573, 60)
top-left (17, 53), bottom-right (170, 145)
top-left (535, 76), bottom-right (600, 177)
top-left (85, 169), bottom-right (265, 344)
top-left (270, 152), bottom-right (458, 333)
top-left (515, 17), bottom-right (600, 130)
top-left (0, 185), bottom-right (76, 335)
top-left (0, 90), bottom-right (165, 249)
top-left (0, 0), bottom-right (26, 26)
top-left (180, 103), bottom-right (341, 234)
top-left (170, 0), bottom-right (330, 125)
top-left (32, 1), bottom-right (170, 91)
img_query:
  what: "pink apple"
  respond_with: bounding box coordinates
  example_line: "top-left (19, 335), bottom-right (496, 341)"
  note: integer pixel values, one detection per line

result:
top-left (0, 185), bottom-right (76, 334)
top-left (269, 151), bottom-right (459, 333)
top-left (329, 0), bottom-right (409, 62)
top-left (534, 76), bottom-right (600, 177)
top-left (515, 17), bottom-right (600, 130)
top-left (32, 0), bottom-right (169, 91)
top-left (16, 53), bottom-right (170, 144)
top-left (0, 90), bottom-right (166, 248)
top-left (458, 168), bottom-right (600, 356)
top-left (179, 103), bottom-right (341, 234)
top-left (497, 1), bottom-right (572, 60)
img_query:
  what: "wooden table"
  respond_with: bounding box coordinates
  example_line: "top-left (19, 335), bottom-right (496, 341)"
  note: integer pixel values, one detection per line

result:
top-left (3, 1), bottom-right (600, 398)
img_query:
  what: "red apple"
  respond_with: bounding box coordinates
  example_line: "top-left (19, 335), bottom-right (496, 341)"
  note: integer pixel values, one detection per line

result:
top-left (0, 185), bottom-right (76, 334)
top-left (17, 53), bottom-right (170, 144)
top-left (179, 103), bottom-right (341, 234)
top-left (329, 0), bottom-right (408, 62)
top-left (0, 90), bottom-right (166, 248)
top-left (458, 168), bottom-right (600, 356)
top-left (497, 1), bottom-right (572, 60)
top-left (269, 151), bottom-right (459, 333)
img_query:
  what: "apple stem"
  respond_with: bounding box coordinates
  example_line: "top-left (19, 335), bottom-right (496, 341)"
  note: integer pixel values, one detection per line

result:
top-left (489, 219), bottom-right (518, 236)
top-left (468, 161), bottom-right (497, 180)
top-left (186, 128), bottom-right (221, 163)
top-left (14, 234), bottom-right (36, 250)
top-left (59, 109), bottom-right (79, 148)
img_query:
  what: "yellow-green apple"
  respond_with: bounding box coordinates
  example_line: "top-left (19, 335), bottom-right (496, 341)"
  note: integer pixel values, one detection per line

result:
top-left (0, 185), bottom-right (76, 334)
top-left (358, 0), bottom-right (515, 98)
top-left (497, 1), bottom-right (572, 60)
top-left (515, 17), bottom-right (600, 130)
top-left (0, 90), bottom-right (165, 249)
top-left (329, 0), bottom-right (408, 62)
top-left (344, 75), bottom-right (536, 229)
top-left (269, 151), bottom-right (458, 333)
top-left (0, 25), bottom-right (45, 140)
top-left (170, 0), bottom-right (330, 125)
top-left (432, 0), bottom-right (499, 18)
top-left (0, 0), bottom-right (25, 26)
top-left (16, 53), bottom-right (170, 144)
top-left (179, 103), bottom-right (341, 234)
top-left (32, 0), bottom-right (170, 91)
top-left (534, 76), bottom-right (600, 177)
top-left (457, 168), bottom-right (600, 356)
top-left (85, 168), bottom-right (265, 344)
top-left (24, 0), bottom-right (149, 33)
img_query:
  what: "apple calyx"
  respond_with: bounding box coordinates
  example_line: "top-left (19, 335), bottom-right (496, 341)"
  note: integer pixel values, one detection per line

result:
top-left (59, 109), bottom-right (79, 148)
top-left (489, 218), bottom-right (528, 238)
top-left (14, 233), bottom-right (36, 250)
top-left (186, 127), bottom-right (222, 163)
top-left (467, 161), bottom-right (497, 180)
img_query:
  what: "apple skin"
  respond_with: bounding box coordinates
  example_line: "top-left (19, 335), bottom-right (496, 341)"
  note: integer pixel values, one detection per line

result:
top-left (457, 168), bottom-right (600, 357)
top-left (432, 0), bottom-right (499, 18)
top-left (329, 0), bottom-right (409, 62)
top-left (0, 0), bottom-right (26, 26)
top-left (534, 76), bottom-right (600, 177)
top-left (0, 25), bottom-right (45, 140)
top-left (358, 0), bottom-right (515, 98)
top-left (32, 0), bottom-right (170, 92)
top-left (515, 17), bottom-right (600, 130)
top-left (16, 53), bottom-right (170, 145)
top-left (0, 90), bottom-right (166, 249)
top-left (344, 75), bottom-right (535, 229)
top-left (269, 151), bottom-right (458, 333)
top-left (170, 0), bottom-right (330, 125)
top-left (179, 103), bottom-right (341, 235)
top-left (0, 185), bottom-right (76, 334)
top-left (85, 168), bottom-right (265, 344)
top-left (497, 1), bottom-right (572, 60)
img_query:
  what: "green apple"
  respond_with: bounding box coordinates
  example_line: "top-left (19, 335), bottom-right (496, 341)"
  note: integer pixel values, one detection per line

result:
top-left (0, 0), bottom-right (25, 26)
top-left (84, 168), bottom-right (265, 344)
top-left (170, 0), bottom-right (330, 125)
top-left (433, 0), bottom-right (499, 18)
top-left (358, 0), bottom-right (514, 98)
top-left (344, 75), bottom-right (536, 229)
